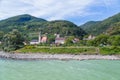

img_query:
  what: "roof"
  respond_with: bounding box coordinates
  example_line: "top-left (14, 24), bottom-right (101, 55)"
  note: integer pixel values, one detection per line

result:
top-left (30, 39), bottom-right (38, 42)
top-left (55, 38), bottom-right (65, 41)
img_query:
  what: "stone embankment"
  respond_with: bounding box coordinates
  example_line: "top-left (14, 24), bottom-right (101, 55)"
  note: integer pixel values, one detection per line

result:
top-left (0, 51), bottom-right (120, 60)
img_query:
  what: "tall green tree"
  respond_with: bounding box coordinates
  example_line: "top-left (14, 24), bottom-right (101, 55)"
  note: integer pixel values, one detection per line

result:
top-left (93, 34), bottom-right (109, 46)
top-left (2, 29), bottom-right (25, 52)
top-left (108, 35), bottom-right (120, 46)
top-left (0, 31), bottom-right (4, 41)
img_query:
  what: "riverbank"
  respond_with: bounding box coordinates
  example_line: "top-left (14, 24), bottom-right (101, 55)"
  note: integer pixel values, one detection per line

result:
top-left (0, 51), bottom-right (120, 60)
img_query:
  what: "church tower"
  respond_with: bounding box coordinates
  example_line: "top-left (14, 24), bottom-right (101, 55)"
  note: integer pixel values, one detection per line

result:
top-left (38, 31), bottom-right (41, 43)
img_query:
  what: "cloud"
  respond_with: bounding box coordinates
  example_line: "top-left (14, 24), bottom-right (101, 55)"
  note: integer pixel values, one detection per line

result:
top-left (0, 0), bottom-right (94, 20)
top-left (0, 0), bottom-right (120, 25)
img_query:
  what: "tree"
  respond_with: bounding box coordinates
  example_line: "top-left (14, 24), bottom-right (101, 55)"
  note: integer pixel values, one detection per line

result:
top-left (0, 31), bottom-right (4, 41)
top-left (2, 29), bottom-right (25, 52)
top-left (47, 35), bottom-right (55, 44)
top-left (93, 34), bottom-right (109, 46)
top-left (65, 36), bottom-right (75, 45)
top-left (108, 35), bottom-right (120, 46)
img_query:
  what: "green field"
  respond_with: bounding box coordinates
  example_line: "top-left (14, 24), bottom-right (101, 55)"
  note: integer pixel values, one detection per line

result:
top-left (100, 46), bottom-right (120, 55)
top-left (16, 46), bottom-right (98, 55)
top-left (15, 45), bottom-right (120, 55)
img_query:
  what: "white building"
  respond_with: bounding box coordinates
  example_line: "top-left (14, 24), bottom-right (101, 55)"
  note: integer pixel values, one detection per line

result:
top-left (30, 40), bottom-right (39, 45)
top-left (30, 32), bottom-right (47, 45)
top-left (55, 34), bottom-right (65, 44)
top-left (55, 38), bottom-right (65, 44)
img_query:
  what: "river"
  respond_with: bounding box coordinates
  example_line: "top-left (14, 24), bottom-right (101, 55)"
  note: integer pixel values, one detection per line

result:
top-left (0, 59), bottom-right (120, 80)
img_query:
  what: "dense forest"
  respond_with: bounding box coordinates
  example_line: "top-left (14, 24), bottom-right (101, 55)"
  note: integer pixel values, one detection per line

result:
top-left (0, 14), bottom-right (86, 40)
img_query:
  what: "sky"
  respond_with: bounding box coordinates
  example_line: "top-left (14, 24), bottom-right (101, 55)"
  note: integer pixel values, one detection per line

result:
top-left (0, 0), bottom-right (120, 25)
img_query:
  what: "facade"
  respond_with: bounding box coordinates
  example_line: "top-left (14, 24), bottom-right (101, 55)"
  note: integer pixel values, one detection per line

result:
top-left (30, 40), bottom-right (39, 45)
top-left (55, 38), bottom-right (65, 44)
top-left (55, 34), bottom-right (65, 44)
top-left (41, 36), bottom-right (47, 43)
top-left (30, 32), bottom-right (47, 45)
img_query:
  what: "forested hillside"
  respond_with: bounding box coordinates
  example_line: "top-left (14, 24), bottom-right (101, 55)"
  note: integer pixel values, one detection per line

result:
top-left (80, 13), bottom-right (120, 35)
top-left (0, 14), bottom-right (86, 40)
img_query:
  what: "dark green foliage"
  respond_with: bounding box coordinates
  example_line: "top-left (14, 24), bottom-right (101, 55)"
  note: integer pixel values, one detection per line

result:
top-left (0, 31), bottom-right (4, 40)
top-left (65, 36), bottom-right (75, 44)
top-left (0, 14), bottom-right (47, 32)
top-left (108, 35), bottom-right (120, 46)
top-left (87, 34), bottom-right (120, 46)
top-left (100, 46), bottom-right (120, 55)
top-left (80, 13), bottom-right (120, 35)
top-left (0, 14), bottom-right (86, 39)
top-left (40, 20), bottom-right (86, 38)
top-left (106, 22), bottom-right (120, 35)
top-left (94, 34), bottom-right (109, 46)
top-left (2, 29), bottom-right (25, 52)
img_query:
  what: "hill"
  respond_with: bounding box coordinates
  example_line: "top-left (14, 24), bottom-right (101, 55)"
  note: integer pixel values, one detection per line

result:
top-left (106, 22), bottom-right (120, 35)
top-left (0, 14), bottom-right (47, 32)
top-left (0, 14), bottom-right (86, 39)
top-left (80, 13), bottom-right (120, 35)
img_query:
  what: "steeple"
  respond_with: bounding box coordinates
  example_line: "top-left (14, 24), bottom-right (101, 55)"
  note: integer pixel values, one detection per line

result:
top-left (38, 31), bottom-right (41, 43)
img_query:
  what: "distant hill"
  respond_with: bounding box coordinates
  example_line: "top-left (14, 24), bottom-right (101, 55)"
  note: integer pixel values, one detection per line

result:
top-left (0, 14), bottom-right (86, 39)
top-left (79, 13), bottom-right (120, 35)
top-left (106, 22), bottom-right (120, 35)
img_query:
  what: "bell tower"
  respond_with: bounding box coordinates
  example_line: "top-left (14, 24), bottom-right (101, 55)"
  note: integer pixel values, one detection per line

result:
top-left (38, 31), bottom-right (41, 43)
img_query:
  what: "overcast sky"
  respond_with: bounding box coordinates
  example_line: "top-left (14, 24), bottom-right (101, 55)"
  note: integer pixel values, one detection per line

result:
top-left (0, 0), bottom-right (120, 25)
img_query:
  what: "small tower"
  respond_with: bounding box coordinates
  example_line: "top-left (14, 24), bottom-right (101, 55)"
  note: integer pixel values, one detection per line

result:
top-left (38, 31), bottom-right (41, 43)
top-left (56, 34), bottom-right (60, 38)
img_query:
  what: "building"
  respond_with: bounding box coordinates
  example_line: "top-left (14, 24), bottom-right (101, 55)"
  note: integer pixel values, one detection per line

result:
top-left (55, 34), bottom-right (65, 44)
top-left (72, 38), bottom-right (80, 43)
top-left (30, 39), bottom-right (39, 45)
top-left (41, 36), bottom-right (47, 43)
top-left (83, 35), bottom-right (96, 40)
top-left (30, 32), bottom-right (47, 45)
top-left (88, 35), bottom-right (96, 40)
top-left (55, 38), bottom-right (65, 44)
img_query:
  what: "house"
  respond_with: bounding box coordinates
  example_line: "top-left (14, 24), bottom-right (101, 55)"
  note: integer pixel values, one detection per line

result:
top-left (30, 39), bottom-right (39, 45)
top-left (41, 36), bottom-right (47, 43)
top-left (55, 34), bottom-right (65, 44)
top-left (55, 38), bottom-right (65, 44)
top-left (72, 38), bottom-right (80, 43)
top-left (88, 35), bottom-right (96, 40)
top-left (83, 35), bottom-right (96, 40)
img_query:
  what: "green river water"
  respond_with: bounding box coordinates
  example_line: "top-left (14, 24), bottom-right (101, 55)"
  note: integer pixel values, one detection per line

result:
top-left (0, 59), bottom-right (120, 80)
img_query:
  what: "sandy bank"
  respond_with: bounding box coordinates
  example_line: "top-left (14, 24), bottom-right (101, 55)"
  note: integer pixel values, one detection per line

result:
top-left (0, 51), bottom-right (120, 60)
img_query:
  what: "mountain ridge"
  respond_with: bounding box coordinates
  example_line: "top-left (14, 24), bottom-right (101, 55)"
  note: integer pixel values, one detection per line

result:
top-left (79, 12), bottom-right (120, 35)
top-left (0, 14), bottom-right (86, 39)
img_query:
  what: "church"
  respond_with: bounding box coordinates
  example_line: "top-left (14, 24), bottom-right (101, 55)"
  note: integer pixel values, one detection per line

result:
top-left (30, 32), bottom-right (47, 45)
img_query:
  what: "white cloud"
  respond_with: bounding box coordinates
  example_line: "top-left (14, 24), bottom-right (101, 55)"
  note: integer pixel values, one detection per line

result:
top-left (0, 0), bottom-right (120, 25)
top-left (0, 0), bottom-right (95, 20)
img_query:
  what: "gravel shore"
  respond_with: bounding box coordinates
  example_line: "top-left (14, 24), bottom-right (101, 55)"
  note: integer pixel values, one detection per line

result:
top-left (0, 51), bottom-right (120, 60)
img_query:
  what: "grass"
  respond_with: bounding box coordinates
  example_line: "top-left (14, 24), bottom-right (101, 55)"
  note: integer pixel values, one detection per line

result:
top-left (16, 45), bottom-right (97, 55)
top-left (100, 46), bottom-right (120, 55)
top-left (15, 45), bottom-right (120, 55)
